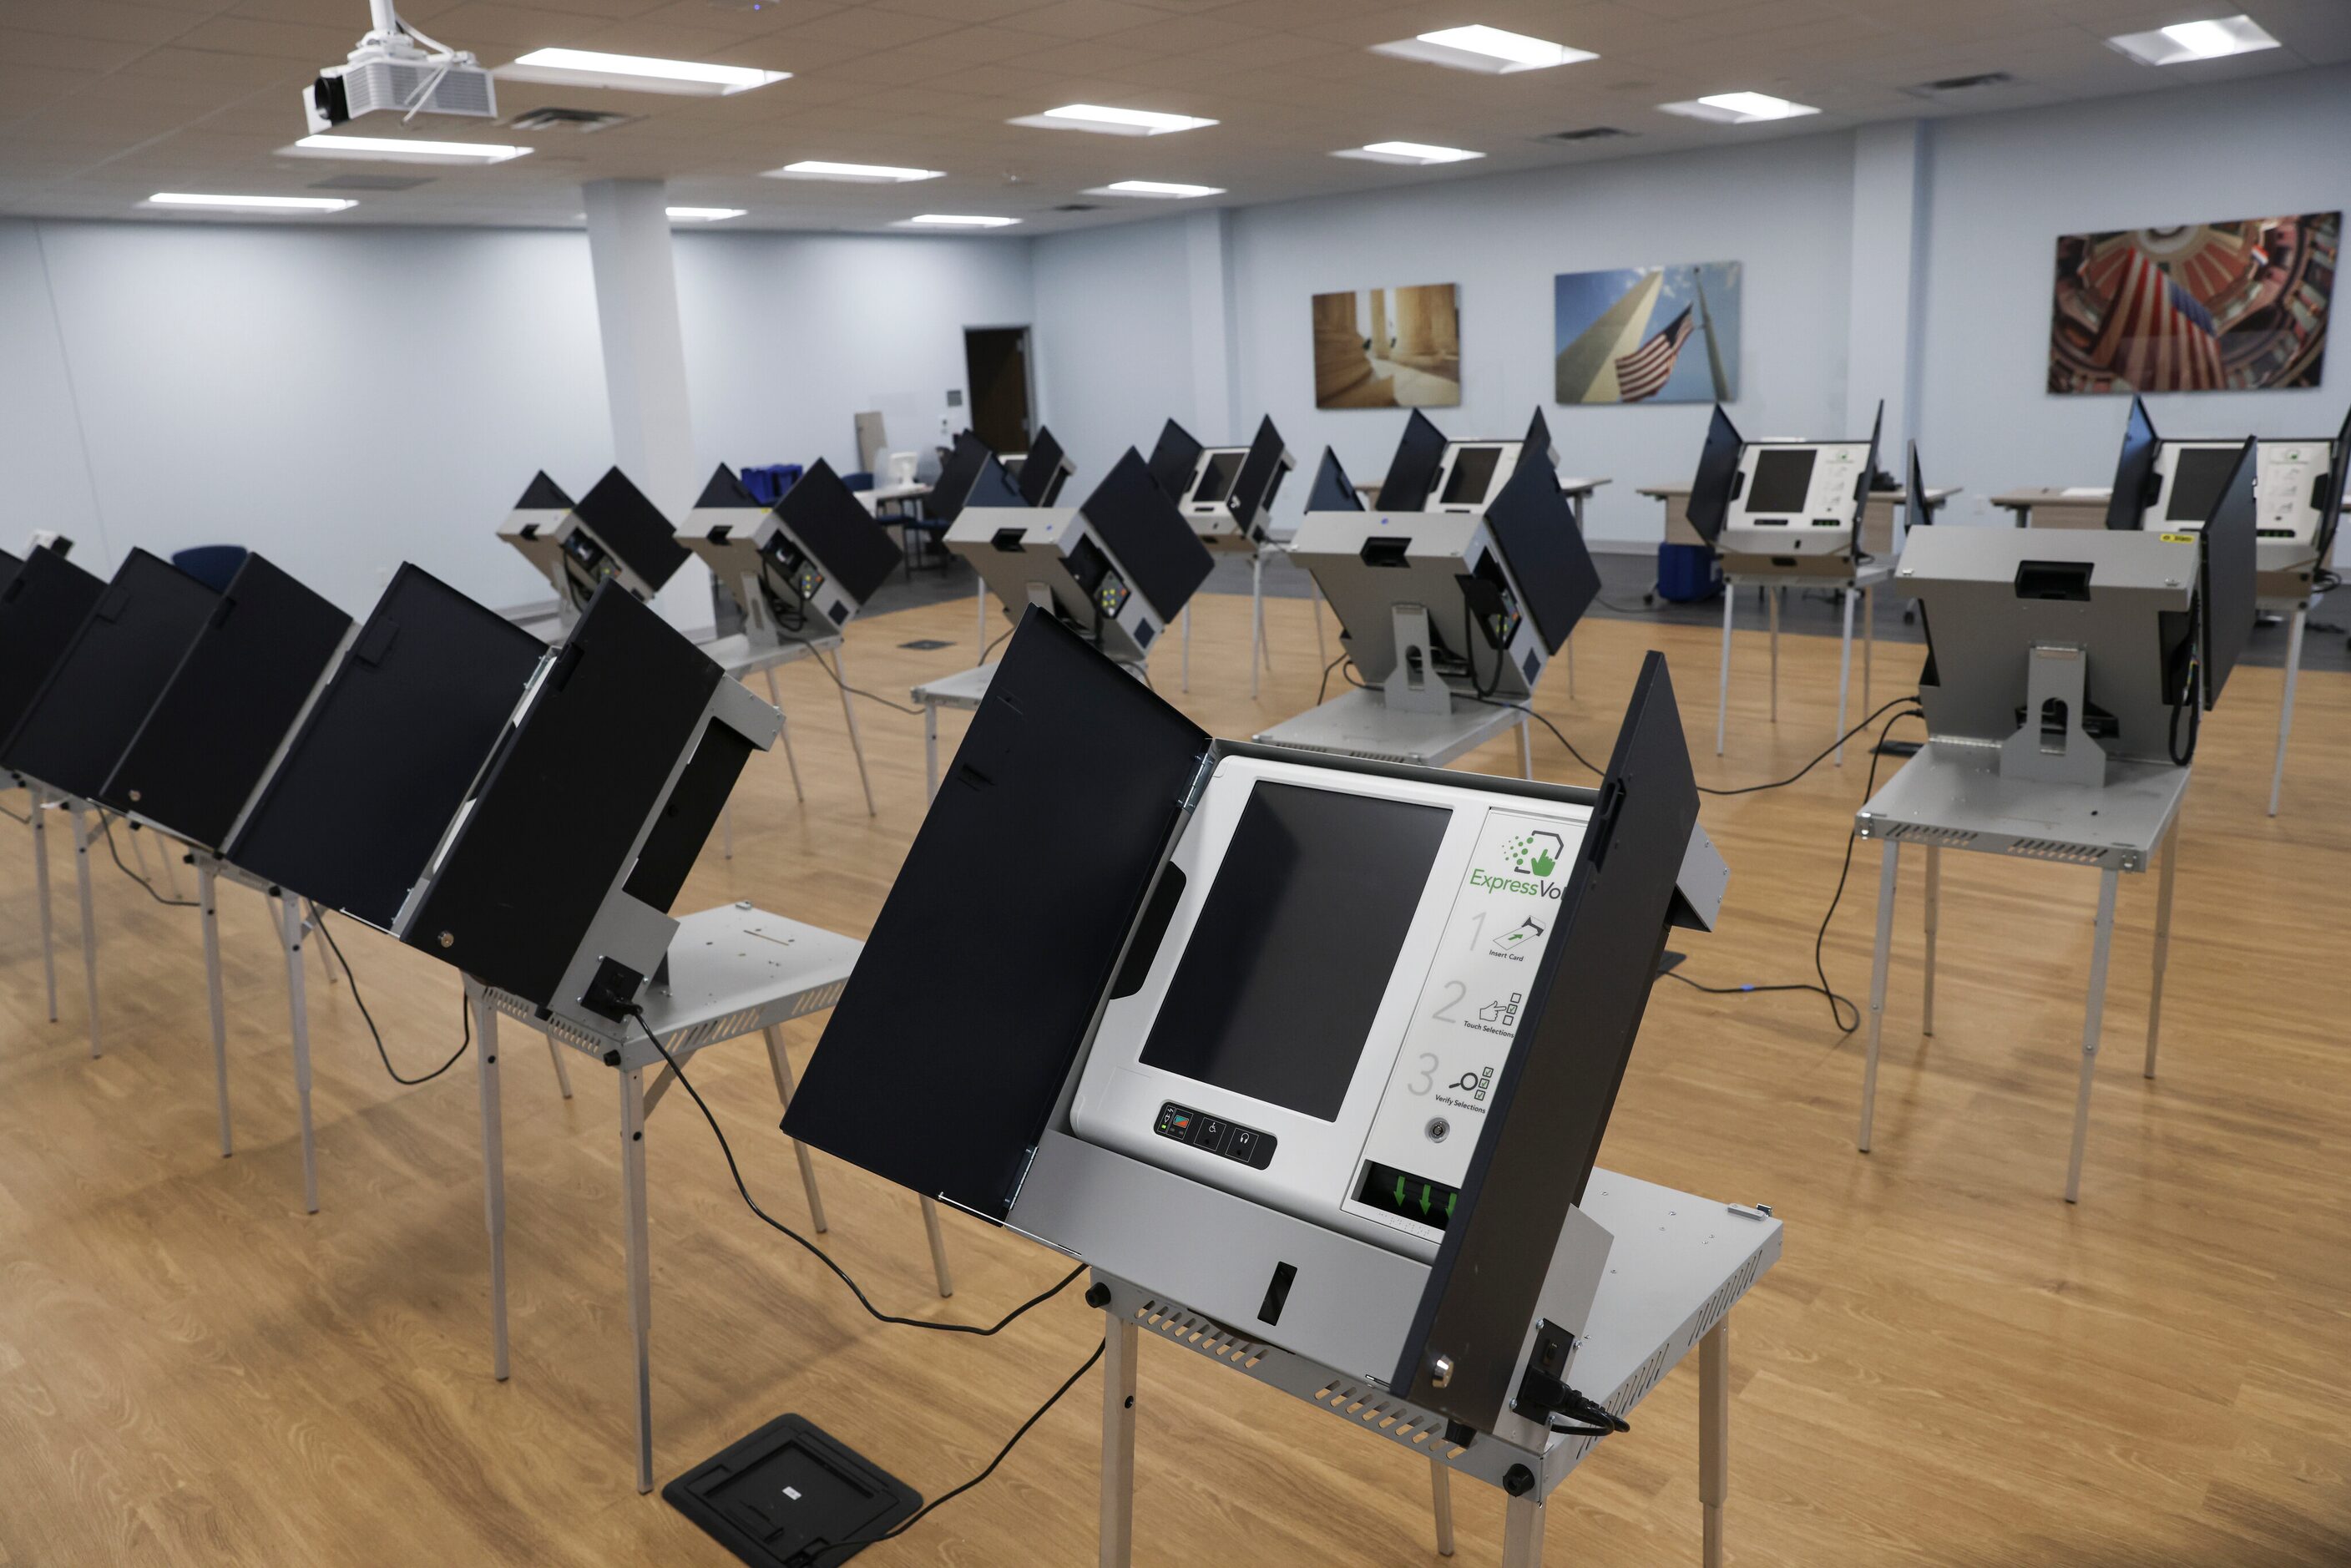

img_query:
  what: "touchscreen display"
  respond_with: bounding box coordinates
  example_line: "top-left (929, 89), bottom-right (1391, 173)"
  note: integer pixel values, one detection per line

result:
top-left (1440, 447), bottom-right (1503, 505)
top-left (1140, 781), bottom-right (1450, 1120)
top-left (1747, 448), bottom-right (1818, 515)
top-left (1194, 451), bottom-right (1243, 505)
top-left (2166, 446), bottom-right (2242, 524)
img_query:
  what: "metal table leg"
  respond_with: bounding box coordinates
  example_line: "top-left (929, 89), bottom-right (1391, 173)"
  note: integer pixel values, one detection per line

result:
top-left (1921, 844), bottom-right (1940, 1039)
top-left (2065, 870), bottom-right (2120, 1204)
top-left (832, 645), bottom-right (879, 817)
top-left (1767, 586), bottom-right (1780, 725)
top-left (721, 802), bottom-right (733, 860)
top-left (71, 807), bottom-right (99, 1058)
top-left (1250, 553), bottom-right (1266, 701)
top-left (472, 989), bottom-right (510, 1382)
top-left (200, 861), bottom-right (232, 1157)
top-left (1858, 839), bottom-right (1899, 1152)
top-left (763, 1024), bottom-right (827, 1232)
top-left (1180, 604), bottom-right (1191, 694)
top-left (1502, 1490), bottom-right (1547, 1568)
top-left (766, 666), bottom-right (806, 804)
top-left (1716, 588), bottom-right (1735, 756)
top-left (32, 788), bottom-right (56, 1023)
top-left (2146, 819), bottom-right (2178, 1080)
top-left (2268, 604), bottom-right (2305, 816)
top-left (305, 899), bottom-right (337, 989)
top-left (1519, 716), bottom-right (1534, 781)
top-left (923, 703), bottom-right (940, 803)
top-left (1100, 1310), bottom-right (1138, 1568)
top-left (545, 1033), bottom-right (574, 1100)
top-left (920, 1197), bottom-right (955, 1297)
top-left (1309, 578), bottom-right (1327, 669)
top-left (1429, 1458), bottom-right (1456, 1558)
top-left (1700, 1317), bottom-right (1729, 1568)
top-left (1834, 587), bottom-right (1856, 766)
top-left (975, 579), bottom-right (987, 660)
top-left (280, 892), bottom-right (319, 1215)
top-left (619, 1063), bottom-right (655, 1493)
top-left (1863, 583), bottom-right (1875, 712)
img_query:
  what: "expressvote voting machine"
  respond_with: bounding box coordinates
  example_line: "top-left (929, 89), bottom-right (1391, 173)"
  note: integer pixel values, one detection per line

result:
top-left (498, 466), bottom-right (692, 633)
top-left (788, 612), bottom-right (1727, 1454)
top-left (679, 458), bottom-right (904, 648)
top-left (1147, 416), bottom-right (1296, 550)
top-left (230, 574), bottom-right (778, 1047)
top-left (1687, 403), bottom-right (1883, 575)
top-left (946, 446), bottom-right (1214, 667)
top-left (2103, 394), bottom-right (2348, 594)
top-left (0, 545), bottom-right (107, 754)
top-left (1272, 409), bottom-right (1599, 764)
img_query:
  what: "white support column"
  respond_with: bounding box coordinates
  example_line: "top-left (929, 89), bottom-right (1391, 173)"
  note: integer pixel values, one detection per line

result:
top-left (1846, 121), bottom-right (1933, 542)
top-left (1184, 210), bottom-right (1239, 442)
top-left (583, 179), bottom-right (709, 634)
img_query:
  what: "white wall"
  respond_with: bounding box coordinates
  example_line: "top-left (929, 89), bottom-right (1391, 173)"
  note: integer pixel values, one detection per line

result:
top-left (1918, 66), bottom-right (2351, 526)
top-left (0, 225), bottom-right (107, 560)
top-left (1031, 218), bottom-right (1201, 476)
top-left (675, 228), bottom-right (1033, 482)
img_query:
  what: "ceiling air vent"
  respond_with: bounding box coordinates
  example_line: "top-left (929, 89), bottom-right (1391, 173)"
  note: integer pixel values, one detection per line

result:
top-left (1053, 203), bottom-right (1101, 212)
top-left (1904, 71), bottom-right (2018, 100)
top-left (306, 174), bottom-right (434, 190)
top-left (508, 106), bottom-right (635, 133)
top-left (1544, 126), bottom-right (1635, 144)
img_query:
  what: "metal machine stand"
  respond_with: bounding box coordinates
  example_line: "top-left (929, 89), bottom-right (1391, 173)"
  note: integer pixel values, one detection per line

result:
top-left (1093, 1173), bottom-right (1780, 1568)
top-left (1855, 748), bottom-right (2187, 1201)
top-left (1714, 561), bottom-right (1890, 761)
top-left (31, 791), bottom-right (105, 1057)
top-left (1254, 689), bottom-right (1533, 776)
top-left (1176, 546), bottom-right (1332, 699)
top-left (2263, 586), bottom-right (2323, 817)
top-left (707, 632), bottom-right (877, 852)
top-left (26, 781), bottom-right (58, 1024)
top-left (464, 902), bottom-right (955, 1493)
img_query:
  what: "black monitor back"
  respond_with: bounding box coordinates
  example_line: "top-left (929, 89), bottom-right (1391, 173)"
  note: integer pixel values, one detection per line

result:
top-left (226, 564), bottom-right (546, 928)
top-left (1231, 416), bottom-right (1292, 531)
top-left (1020, 427), bottom-right (1071, 506)
top-left (516, 470), bottom-right (575, 511)
top-left (2106, 396), bottom-right (2160, 531)
top-left (694, 463), bottom-right (761, 511)
top-left (1483, 437), bottom-right (1599, 655)
top-left (1374, 410), bottom-right (1448, 513)
top-left (780, 458), bottom-right (905, 605)
top-left (933, 432), bottom-right (1025, 521)
top-left (1907, 441), bottom-right (1933, 529)
top-left (1, 550), bottom-right (217, 803)
top-left (2320, 402), bottom-right (2351, 559)
top-left (576, 467), bottom-right (690, 590)
top-left (1516, 407), bottom-right (1556, 478)
top-left (2198, 439), bottom-right (2258, 709)
top-left (100, 554), bottom-right (353, 849)
top-left (1083, 448), bottom-right (1214, 618)
top-left (1686, 405), bottom-right (1742, 545)
top-left (0, 548), bottom-right (106, 745)
top-left (1147, 419), bottom-right (1204, 502)
top-left (0, 548), bottom-right (22, 599)
top-left (397, 584), bottom-right (731, 1005)
top-left (1307, 448), bottom-right (1364, 513)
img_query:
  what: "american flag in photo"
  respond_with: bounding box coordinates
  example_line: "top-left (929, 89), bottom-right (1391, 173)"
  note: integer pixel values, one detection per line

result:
top-left (2089, 247), bottom-right (2227, 391)
top-left (1615, 306), bottom-right (1696, 402)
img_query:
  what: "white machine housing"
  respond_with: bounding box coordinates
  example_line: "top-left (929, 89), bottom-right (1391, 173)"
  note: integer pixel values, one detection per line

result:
top-left (1426, 440), bottom-right (1524, 514)
top-left (1288, 510), bottom-right (1545, 708)
top-left (1183, 443), bottom-right (1295, 549)
top-left (948, 506), bottom-right (1156, 664)
top-left (2141, 438), bottom-right (2333, 573)
top-left (1718, 439), bottom-right (1874, 564)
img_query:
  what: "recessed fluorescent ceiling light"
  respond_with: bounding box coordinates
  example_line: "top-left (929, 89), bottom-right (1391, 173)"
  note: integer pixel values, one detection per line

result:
top-left (1658, 91), bottom-right (1821, 124)
top-left (766, 159), bottom-right (943, 183)
top-left (1332, 141), bottom-right (1485, 165)
top-left (668, 206), bottom-right (746, 221)
top-left (895, 214), bottom-right (1019, 228)
top-left (1089, 180), bottom-right (1224, 199)
top-left (1009, 104), bottom-right (1217, 136)
top-left (2108, 14), bottom-right (2280, 65)
top-left (284, 134), bottom-right (532, 164)
top-left (145, 192), bottom-right (356, 212)
top-left (498, 48), bottom-right (787, 96)
top-left (1372, 24), bottom-right (1595, 74)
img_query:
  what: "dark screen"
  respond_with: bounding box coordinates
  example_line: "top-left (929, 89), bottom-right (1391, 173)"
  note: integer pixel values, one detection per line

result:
top-left (2106, 395), bottom-right (2160, 529)
top-left (2166, 446), bottom-right (2243, 524)
top-left (1140, 781), bottom-right (1451, 1121)
top-left (1441, 447), bottom-right (1503, 505)
top-left (1747, 448), bottom-right (1818, 515)
top-left (1194, 451), bottom-right (1243, 504)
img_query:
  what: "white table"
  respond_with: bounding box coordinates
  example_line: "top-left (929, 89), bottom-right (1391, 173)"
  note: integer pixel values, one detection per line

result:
top-left (465, 902), bottom-right (955, 1493)
top-left (1094, 1171), bottom-right (1782, 1567)
top-left (1254, 686), bottom-right (1534, 776)
top-left (1854, 745), bottom-right (2186, 1201)
top-left (909, 661), bottom-right (1000, 802)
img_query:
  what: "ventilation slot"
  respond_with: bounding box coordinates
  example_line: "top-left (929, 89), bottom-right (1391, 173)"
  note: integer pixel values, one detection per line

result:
top-left (2006, 837), bottom-right (2104, 865)
top-left (1685, 1255), bottom-right (1763, 1352)
top-left (1543, 126), bottom-right (1636, 144)
top-left (1312, 1378), bottom-right (1465, 1458)
top-left (1136, 1301), bottom-right (1264, 1368)
top-left (508, 106), bottom-right (635, 133)
top-left (1884, 822), bottom-right (1975, 848)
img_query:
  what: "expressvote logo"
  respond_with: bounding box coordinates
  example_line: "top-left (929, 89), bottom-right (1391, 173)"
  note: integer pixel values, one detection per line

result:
top-left (1469, 829), bottom-right (1569, 898)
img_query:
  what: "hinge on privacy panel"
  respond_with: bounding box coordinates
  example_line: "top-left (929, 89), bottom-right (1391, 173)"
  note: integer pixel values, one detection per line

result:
top-left (1181, 751), bottom-right (1216, 810)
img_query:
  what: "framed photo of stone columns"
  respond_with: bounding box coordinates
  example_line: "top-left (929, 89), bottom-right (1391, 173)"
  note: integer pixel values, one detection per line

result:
top-left (1312, 282), bottom-right (1462, 408)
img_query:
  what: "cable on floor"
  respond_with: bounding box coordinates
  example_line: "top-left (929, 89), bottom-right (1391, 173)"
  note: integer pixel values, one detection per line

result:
top-left (311, 909), bottom-right (473, 1085)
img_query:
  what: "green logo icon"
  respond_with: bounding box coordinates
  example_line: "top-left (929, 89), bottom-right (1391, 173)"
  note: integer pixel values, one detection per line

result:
top-left (1502, 830), bottom-right (1565, 878)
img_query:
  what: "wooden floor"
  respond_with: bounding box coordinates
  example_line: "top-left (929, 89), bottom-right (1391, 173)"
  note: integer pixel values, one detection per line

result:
top-left (3, 590), bottom-right (2346, 1566)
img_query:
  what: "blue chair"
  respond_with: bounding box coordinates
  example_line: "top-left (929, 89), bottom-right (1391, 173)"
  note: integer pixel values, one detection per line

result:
top-left (739, 463), bottom-right (803, 506)
top-left (841, 470), bottom-right (874, 492)
top-left (173, 545), bottom-right (248, 592)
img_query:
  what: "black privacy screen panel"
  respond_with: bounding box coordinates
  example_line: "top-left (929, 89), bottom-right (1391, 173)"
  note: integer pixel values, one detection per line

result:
top-left (225, 564), bottom-right (545, 928)
top-left (99, 554), bottom-right (353, 847)
top-left (0, 549), bottom-right (23, 599)
top-left (780, 458), bottom-right (903, 606)
top-left (1080, 448), bottom-right (1214, 620)
top-left (0, 547), bottom-right (105, 744)
top-left (397, 584), bottom-right (722, 1005)
top-left (1376, 409), bottom-right (1449, 513)
top-left (1392, 652), bottom-right (1701, 1430)
top-left (784, 610), bottom-right (1209, 1217)
top-left (1148, 418), bottom-right (1205, 502)
top-left (0, 549), bottom-right (217, 802)
top-left (575, 466), bottom-right (691, 590)
top-left (1483, 447), bottom-right (1600, 655)
top-left (1019, 426), bottom-right (1069, 506)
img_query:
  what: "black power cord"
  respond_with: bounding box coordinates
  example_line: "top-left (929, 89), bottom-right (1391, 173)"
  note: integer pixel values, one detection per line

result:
top-left (309, 909), bottom-right (473, 1085)
top-left (625, 1010), bottom-right (1086, 1337)
top-left (1472, 690), bottom-right (1923, 798)
top-left (99, 817), bottom-right (199, 908)
top-left (774, 625), bottom-right (928, 716)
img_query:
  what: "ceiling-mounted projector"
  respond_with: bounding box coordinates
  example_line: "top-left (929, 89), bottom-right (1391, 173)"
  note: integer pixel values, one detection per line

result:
top-left (303, 1), bottom-right (496, 133)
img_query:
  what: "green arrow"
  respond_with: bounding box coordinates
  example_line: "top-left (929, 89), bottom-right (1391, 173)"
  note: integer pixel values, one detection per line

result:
top-left (1418, 1185), bottom-right (1433, 1216)
top-left (1393, 1175), bottom-right (1408, 1206)
top-left (1446, 1191), bottom-right (1457, 1216)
